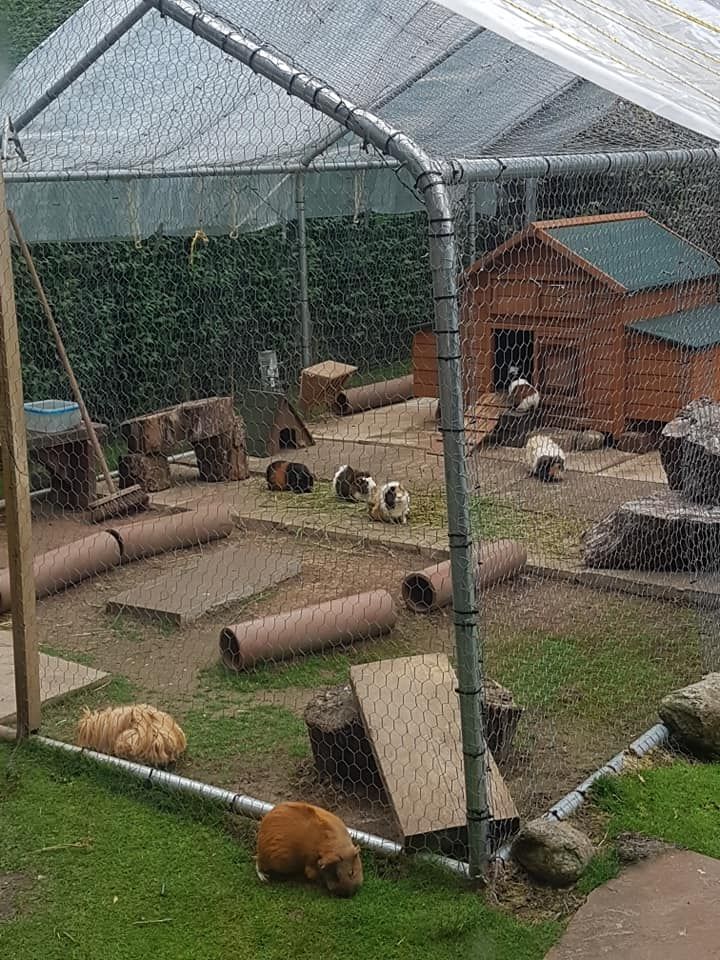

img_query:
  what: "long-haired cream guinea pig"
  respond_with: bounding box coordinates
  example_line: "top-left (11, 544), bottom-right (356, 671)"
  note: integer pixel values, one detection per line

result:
top-left (368, 480), bottom-right (410, 524)
top-left (75, 704), bottom-right (187, 766)
top-left (256, 801), bottom-right (363, 898)
top-left (525, 434), bottom-right (565, 482)
top-left (332, 464), bottom-right (377, 503)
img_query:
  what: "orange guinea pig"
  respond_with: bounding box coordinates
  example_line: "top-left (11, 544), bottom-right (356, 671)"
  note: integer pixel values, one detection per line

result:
top-left (256, 801), bottom-right (363, 898)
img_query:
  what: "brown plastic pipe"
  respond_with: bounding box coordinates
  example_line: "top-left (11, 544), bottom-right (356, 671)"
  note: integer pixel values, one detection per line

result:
top-left (331, 375), bottom-right (414, 416)
top-left (220, 589), bottom-right (397, 671)
top-left (109, 507), bottom-right (234, 562)
top-left (0, 532), bottom-right (121, 612)
top-left (401, 539), bottom-right (527, 613)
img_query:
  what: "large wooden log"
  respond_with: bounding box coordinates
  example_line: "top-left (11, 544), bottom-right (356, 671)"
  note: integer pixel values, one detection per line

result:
top-left (118, 452), bottom-right (171, 492)
top-left (660, 399), bottom-right (720, 503)
top-left (121, 407), bottom-right (178, 454)
top-left (583, 491), bottom-right (720, 571)
top-left (178, 397), bottom-right (235, 444)
top-left (303, 684), bottom-right (384, 791)
top-left (482, 679), bottom-right (523, 761)
top-left (193, 416), bottom-right (249, 482)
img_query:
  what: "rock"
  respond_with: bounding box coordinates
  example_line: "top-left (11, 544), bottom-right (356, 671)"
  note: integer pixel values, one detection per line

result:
top-left (582, 491), bottom-right (720, 571)
top-left (616, 832), bottom-right (675, 864)
top-left (659, 673), bottom-right (720, 756)
top-left (512, 818), bottom-right (595, 886)
top-left (572, 429), bottom-right (606, 452)
top-left (660, 398), bottom-right (720, 503)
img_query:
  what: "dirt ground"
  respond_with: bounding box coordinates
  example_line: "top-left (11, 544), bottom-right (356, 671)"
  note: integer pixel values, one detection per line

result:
top-left (0, 468), bottom-right (703, 850)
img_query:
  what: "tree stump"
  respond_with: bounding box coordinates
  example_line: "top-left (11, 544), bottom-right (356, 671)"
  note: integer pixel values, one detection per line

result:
top-left (179, 397), bottom-right (235, 444)
top-left (583, 491), bottom-right (720, 571)
top-left (303, 685), bottom-right (384, 793)
top-left (193, 416), bottom-right (249, 482)
top-left (482, 679), bottom-right (523, 761)
top-left (660, 398), bottom-right (720, 503)
top-left (121, 407), bottom-right (178, 454)
top-left (118, 452), bottom-right (171, 492)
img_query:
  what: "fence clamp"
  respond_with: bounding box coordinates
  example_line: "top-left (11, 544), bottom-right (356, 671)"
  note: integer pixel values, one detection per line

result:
top-left (1, 116), bottom-right (26, 163)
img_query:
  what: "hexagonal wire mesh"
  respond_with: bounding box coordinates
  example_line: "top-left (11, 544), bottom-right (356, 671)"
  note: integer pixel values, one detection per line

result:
top-left (1, 0), bottom-right (719, 887)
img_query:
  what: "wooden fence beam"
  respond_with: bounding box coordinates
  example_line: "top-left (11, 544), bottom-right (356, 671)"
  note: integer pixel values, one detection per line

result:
top-left (0, 165), bottom-right (40, 736)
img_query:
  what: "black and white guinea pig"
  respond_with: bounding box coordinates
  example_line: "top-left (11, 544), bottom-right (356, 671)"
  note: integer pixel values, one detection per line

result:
top-left (525, 435), bottom-right (565, 482)
top-left (368, 481), bottom-right (410, 524)
top-left (266, 460), bottom-right (315, 493)
top-left (332, 464), bottom-right (377, 503)
top-left (508, 365), bottom-right (541, 413)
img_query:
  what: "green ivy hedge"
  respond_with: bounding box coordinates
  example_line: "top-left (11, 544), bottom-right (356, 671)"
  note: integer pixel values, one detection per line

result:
top-left (14, 214), bottom-right (433, 426)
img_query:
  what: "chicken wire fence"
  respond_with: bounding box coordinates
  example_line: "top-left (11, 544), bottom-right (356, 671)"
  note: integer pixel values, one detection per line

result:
top-left (1, 0), bottom-right (720, 878)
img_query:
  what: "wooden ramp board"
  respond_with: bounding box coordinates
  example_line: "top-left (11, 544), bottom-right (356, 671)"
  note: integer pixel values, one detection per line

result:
top-left (0, 630), bottom-right (108, 724)
top-left (464, 393), bottom-right (510, 449)
top-left (350, 653), bottom-right (518, 843)
top-left (106, 544), bottom-right (301, 626)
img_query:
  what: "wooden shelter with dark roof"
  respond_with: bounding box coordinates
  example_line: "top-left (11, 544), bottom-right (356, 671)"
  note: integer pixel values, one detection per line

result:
top-left (413, 211), bottom-right (720, 440)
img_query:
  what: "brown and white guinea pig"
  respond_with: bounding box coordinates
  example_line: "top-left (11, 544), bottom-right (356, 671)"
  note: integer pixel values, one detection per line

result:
top-left (255, 801), bottom-right (363, 898)
top-left (332, 464), bottom-right (377, 503)
top-left (266, 460), bottom-right (314, 493)
top-left (368, 480), bottom-right (410, 524)
top-left (525, 434), bottom-right (565, 482)
top-left (508, 365), bottom-right (540, 413)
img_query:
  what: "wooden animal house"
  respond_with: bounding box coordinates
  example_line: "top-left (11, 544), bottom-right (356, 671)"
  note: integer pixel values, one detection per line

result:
top-left (238, 389), bottom-right (314, 458)
top-left (413, 212), bottom-right (720, 442)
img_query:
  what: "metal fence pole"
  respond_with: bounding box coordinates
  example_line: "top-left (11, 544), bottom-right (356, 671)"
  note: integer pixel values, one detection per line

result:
top-left (423, 172), bottom-right (488, 877)
top-left (467, 184), bottom-right (477, 265)
top-left (295, 173), bottom-right (312, 368)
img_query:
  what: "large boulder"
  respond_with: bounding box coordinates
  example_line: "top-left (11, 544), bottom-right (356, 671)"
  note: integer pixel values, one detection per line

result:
top-left (512, 818), bottom-right (595, 886)
top-left (659, 674), bottom-right (720, 756)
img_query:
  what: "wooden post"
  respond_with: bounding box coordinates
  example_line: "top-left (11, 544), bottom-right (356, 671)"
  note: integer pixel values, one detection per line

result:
top-left (0, 166), bottom-right (40, 736)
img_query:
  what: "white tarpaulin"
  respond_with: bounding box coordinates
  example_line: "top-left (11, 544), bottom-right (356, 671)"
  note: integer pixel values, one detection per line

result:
top-left (435, 0), bottom-right (720, 143)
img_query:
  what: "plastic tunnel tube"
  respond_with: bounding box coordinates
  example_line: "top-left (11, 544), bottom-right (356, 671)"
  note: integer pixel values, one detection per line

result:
top-left (491, 722), bottom-right (671, 864)
top-left (30, 734), bottom-right (469, 877)
top-left (0, 532), bottom-right (122, 612)
top-left (402, 539), bottom-right (527, 613)
top-left (220, 589), bottom-right (397, 671)
top-left (331, 375), bottom-right (415, 416)
top-left (109, 506), bottom-right (234, 562)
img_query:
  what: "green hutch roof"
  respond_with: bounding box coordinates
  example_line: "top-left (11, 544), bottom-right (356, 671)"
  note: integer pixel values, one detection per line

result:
top-left (628, 304), bottom-right (720, 349)
top-left (543, 216), bottom-right (720, 292)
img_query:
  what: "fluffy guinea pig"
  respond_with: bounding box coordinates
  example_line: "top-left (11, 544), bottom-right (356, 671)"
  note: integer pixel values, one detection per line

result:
top-left (256, 801), bottom-right (363, 898)
top-left (525, 434), bottom-right (565, 482)
top-left (368, 480), bottom-right (410, 525)
top-left (332, 464), bottom-right (377, 503)
top-left (266, 460), bottom-right (314, 493)
top-left (508, 365), bottom-right (540, 413)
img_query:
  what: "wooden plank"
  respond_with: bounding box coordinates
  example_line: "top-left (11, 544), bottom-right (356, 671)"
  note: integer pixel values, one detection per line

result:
top-left (350, 653), bottom-right (518, 842)
top-left (0, 171), bottom-right (40, 736)
top-left (0, 630), bottom-right (108, 724)
top-left (464, 393), bottom-right (509, 448)
top-left (106, 544), bottom-right (300, 626)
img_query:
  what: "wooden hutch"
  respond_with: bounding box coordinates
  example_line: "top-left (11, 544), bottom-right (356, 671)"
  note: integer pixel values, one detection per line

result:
top-left (413, 211), bottom-right (720, 439)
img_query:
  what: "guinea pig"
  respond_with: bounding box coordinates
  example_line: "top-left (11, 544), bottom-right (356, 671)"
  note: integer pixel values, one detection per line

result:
top-left (332, 464), bottom-right (377, 503)
top-left (525, 434), bottom-right (565, 482)
top-left (266, 460), bottom-right (314, 493)
top-left (368, 480), bottom-right (410, 524)
top-left (508, 365), bottom-right (540, 413)
top-left (255, 801), bottom-right (363, 898)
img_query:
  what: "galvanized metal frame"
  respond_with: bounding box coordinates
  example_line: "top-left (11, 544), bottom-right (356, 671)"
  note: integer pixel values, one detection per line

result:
top-left (6, 0), bottom-right (720, 879)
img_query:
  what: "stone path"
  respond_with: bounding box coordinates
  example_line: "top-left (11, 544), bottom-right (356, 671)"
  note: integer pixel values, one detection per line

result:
top-left (546, 850), bottom-right (720, 959)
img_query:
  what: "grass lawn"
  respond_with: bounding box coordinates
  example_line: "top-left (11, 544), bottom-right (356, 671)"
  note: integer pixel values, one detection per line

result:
top-left (0, 742), bottom-right (560, 960)
top-left (579, 761), bottom-right (720, 890)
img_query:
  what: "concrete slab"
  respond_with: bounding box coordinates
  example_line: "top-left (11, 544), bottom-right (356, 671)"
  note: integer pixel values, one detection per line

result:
top-left (598, 451), bottom-right (667, 484)
top-left (106, 543), bottom-right (300, 625)
top-left (312, 398), bottom-right (438, 446)
top-left (545, 850), bottom-right (720, 960)
top-left (0, 629), bottom-right (108, 724)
